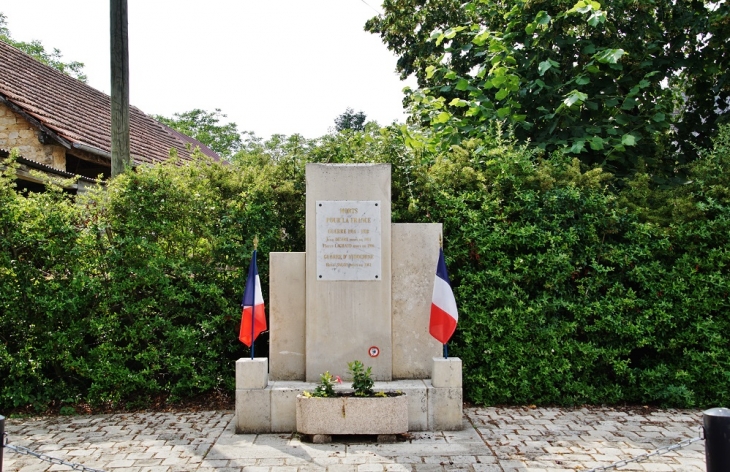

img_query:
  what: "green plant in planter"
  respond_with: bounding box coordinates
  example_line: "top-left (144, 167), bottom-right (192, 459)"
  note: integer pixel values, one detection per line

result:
top-left (306, 371), bottom-right (342, 398)
top-left (348, 360), bottom-right (374, 397)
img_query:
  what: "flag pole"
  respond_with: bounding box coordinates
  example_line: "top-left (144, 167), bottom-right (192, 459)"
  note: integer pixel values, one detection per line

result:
top-left (440, 233), bottom-right (448, 360)
top-left (250, 236), bottom-right (258, 360)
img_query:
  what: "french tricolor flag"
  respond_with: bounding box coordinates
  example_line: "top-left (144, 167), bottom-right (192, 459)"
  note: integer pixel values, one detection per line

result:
top-left (429, 248), bottom-right (458, 345)
top-left (239, 250), bottom-right (267, 350)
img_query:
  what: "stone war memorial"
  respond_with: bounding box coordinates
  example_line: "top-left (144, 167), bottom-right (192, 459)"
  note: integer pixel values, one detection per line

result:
top-left (235, 163), bottom-right (463, 436)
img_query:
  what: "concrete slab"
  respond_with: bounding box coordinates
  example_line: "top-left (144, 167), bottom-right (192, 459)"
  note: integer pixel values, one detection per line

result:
top-left (431, 357), bottom-right (462, 388)
top-left (235, 388), bottom-right (271, 434)
top-left (391, 223), bottom-right (442, 379)
top-left (235, 357), bottom-right (269, 389)
top-left (270, 381), bottom-right (317, 433)
top-left (426, 382), bottom-right (463, 432)
top-left (269, 252), bottom-right (306, 381)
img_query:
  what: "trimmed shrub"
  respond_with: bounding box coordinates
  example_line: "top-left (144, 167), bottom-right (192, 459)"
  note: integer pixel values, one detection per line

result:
top-left (1, 124), bottom-right (729, 410)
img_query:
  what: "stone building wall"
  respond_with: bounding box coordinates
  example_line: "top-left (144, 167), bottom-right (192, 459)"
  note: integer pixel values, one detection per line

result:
top-left (0, 102), bottom-right (66, 170)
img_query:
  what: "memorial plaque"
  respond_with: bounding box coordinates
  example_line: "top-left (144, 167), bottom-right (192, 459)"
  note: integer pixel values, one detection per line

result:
top-left (316, 200), bottom-right (381, 281)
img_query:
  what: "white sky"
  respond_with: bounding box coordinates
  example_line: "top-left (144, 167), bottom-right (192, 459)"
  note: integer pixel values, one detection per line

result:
top-left (2, 1), bottom-right (414, 140)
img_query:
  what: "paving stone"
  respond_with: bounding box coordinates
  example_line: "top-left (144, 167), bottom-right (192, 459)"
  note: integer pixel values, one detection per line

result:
top-left (1, 407), bottom-right (709, 472)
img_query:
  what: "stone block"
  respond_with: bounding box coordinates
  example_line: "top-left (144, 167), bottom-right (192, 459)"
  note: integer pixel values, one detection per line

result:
top-left (426, 381), bottom-right (463, 431)
top-left (235, 358), bottom-right (268, 389)
top-left (312, 434), bottom-right (332, 444)
top-left (305, 163), bottom-right (393, 381)
top-left (270, 381), bottom-right (317, 433)
top-left (431, 357), bottom-right (462, 388)
top-left (235, 388), bottom-right (271, 433)
top-left (379, 380), bottom-right (428, 431)
top-left (269, 252), bottom-right (306, 381)
top-left (391, 223), bottom-right (443, 379)
top-left (296, 394), bottom-right (408, 435)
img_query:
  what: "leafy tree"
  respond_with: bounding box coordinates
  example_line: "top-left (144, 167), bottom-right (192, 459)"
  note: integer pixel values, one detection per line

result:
top-left (0, 13), bottom-right (87, 82)
top-left (367, 0), bottom-right (730, 177)
top-left (334, 107), bottom-right (367, 132)
top-left (365, 0), bottom-right (469, 85)
top-left (155, 109), bottom-right (243, 159)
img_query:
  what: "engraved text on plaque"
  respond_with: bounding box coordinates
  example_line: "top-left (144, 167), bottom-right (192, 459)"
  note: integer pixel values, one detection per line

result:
top-left (316, 200), bottom-right (381, 281)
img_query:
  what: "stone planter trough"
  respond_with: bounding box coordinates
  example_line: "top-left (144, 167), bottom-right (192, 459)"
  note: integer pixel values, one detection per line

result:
top-left (296, 394), bottom-right (408, 435)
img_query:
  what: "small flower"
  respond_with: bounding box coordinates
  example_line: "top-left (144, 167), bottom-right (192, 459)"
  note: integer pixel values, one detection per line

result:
top-left (335, 375), bottom-right (342, 384)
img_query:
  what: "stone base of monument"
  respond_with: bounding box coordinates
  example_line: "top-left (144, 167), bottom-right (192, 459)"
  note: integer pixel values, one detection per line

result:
top-left (296, 394), bottom-right (408, 435)
top-left (235, 357), bottom-right (464, 434)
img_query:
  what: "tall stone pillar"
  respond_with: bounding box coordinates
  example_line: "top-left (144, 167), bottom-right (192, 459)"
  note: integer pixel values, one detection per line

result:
top-left (305, 163), bottom-right (392, 381)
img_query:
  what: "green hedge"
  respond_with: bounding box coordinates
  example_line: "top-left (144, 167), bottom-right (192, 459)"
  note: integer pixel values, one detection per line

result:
top-left (405, 131), bottom-right (730, 408)
top-left (1, 125), bottom-right (729, 411)
top-left (0, 156), bottom-right (305, 410)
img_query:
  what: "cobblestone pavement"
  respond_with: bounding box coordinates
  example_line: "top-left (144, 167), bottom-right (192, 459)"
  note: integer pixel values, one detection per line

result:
top-left (2, 407), bottom-right (706, 471)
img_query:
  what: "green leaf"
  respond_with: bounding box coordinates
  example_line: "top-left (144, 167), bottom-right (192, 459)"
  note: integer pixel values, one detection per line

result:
top-left (444, 71), bottom-right (457, 80)
top-left (575, 76), bottom-right (590, 85)
top-left (495, 88), bottom-right (510, 100)
top-left (589, 136), bottom-right (604, 150)
top-left (652, 112), bottom-right (665, 122)
top-left (426, 65), bottom-right (436, 79)
top-left (572, 0), bottom-right (592, 13)
top-left (432, 111), bottom-right (452, 124)
top-left (449, 98), bottom-right (468, 107)
top-left (473, 30), bottom-right (490, 46)
top-left (614, 114), bottom-right (630, 125)
top-left (564, 90), bottom-right (588, 107)
top-left (538, 60), bottom-right (553, 76)
top-left (595, 48), bottom-right (626, 64)
top-left (525, 23), bottom-right (536, 35)
top-left (444, 28), bottom-right (458, 39)
top-left (621, 97), bottom-right (637, 110)
top-left (587, 11), bottom-right (606, 26)
top-left (456, 78), bottom-right (470, 91)
top-left (621, 133), bottom-right (637, 146)
top-left (535, 11), bottom-right (551, 25)
top-left (582, 44), bottom-right (596, 55)
top-left (497, 106), bottom-right (511, 118)
top-left (570, 140), bottom-right (586, 153)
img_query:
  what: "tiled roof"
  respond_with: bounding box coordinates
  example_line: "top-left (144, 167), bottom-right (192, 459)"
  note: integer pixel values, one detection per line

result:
top-left (0, 40), bottom-right (220, 165)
